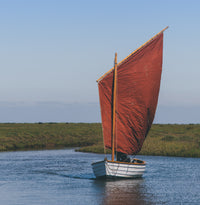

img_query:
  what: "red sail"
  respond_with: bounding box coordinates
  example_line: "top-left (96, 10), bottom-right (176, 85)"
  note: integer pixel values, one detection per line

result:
top-left (98, 33), bottom-right (163, 155)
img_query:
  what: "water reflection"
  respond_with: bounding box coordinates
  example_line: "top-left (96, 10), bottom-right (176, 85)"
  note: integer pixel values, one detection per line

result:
top-left (94, 178), bottom-right (153, 205)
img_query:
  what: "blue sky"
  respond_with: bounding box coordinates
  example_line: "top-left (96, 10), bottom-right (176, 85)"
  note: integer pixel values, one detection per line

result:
top-left (0, 0), bottom-right (200, 123)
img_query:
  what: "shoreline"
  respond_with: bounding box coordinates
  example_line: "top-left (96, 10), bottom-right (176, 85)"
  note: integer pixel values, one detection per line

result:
top-left (0, 123), bottom-right (199, 158)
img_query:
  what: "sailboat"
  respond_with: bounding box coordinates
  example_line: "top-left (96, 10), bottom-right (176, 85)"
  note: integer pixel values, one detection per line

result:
top-left (92, 27), bottom-right (168, 178)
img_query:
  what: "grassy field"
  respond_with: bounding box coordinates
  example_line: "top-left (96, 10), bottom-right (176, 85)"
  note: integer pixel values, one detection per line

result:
top-left (0, 123), bottom-right (200, 158)
top-left (0, 123), bottom-right (102, 151)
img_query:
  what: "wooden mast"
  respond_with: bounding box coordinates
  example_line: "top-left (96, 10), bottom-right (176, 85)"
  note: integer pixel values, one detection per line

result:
top-left (112, 52), bottom-right (117, 161)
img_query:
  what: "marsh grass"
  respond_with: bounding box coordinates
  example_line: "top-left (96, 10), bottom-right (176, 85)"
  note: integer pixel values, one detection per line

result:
top-left (0, 123), bottom-right (199, 157)
top-left (139, 124), bottom-right (200, 157)
top-left (0, 123), bottom-right (102, 151)
top-left (78, 124), bottom-right (200, 158)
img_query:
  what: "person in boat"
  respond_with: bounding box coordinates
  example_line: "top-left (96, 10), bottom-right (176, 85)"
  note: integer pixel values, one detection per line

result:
top-left (116, 151), bottom-right (130, 162)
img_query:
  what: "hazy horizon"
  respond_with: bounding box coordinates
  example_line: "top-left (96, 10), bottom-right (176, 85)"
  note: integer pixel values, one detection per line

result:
top-left (0, 101), bottom-right (199, 124)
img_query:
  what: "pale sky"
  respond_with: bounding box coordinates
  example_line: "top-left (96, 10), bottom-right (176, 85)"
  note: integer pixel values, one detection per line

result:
top-left (0, 0), bottom-right (200, 123)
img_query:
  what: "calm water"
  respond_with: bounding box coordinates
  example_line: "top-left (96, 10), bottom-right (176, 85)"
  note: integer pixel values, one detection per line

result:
top-left (0, 149), bottom-right (200, 205)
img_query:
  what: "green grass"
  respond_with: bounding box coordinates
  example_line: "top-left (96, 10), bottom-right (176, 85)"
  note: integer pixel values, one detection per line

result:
top-left (0, 123), bottom-right (200, 158)
top-left (0, 123), bottom-right (102, 151)
top-left (78, 124), bottom-right (200, 158)
top-left (139, 124), bottom-right (200, 158)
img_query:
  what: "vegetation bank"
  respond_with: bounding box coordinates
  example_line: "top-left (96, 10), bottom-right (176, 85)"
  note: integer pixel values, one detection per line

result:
top-left (0, 123), bottom-right (199, 158)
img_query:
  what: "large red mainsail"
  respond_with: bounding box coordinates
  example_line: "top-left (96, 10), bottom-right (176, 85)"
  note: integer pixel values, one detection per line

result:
top-left (98, 32), bottom-right (164, 155)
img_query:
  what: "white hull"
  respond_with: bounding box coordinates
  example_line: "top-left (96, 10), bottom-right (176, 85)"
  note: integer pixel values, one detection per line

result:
top-left (92, 160), bottom-right (145, 179)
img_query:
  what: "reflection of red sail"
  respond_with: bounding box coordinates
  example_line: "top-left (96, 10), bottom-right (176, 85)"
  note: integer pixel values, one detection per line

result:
top-left (98, 33), bottom-right (163, 155)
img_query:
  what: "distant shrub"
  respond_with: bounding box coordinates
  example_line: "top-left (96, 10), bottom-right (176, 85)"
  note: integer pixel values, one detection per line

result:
top-left (162, 135), bottom-right (175, 141)
top-left (178, 136), bottom-right (192, 142)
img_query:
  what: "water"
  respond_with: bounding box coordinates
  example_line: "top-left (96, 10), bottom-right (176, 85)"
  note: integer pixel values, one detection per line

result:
top-left (0, 149), bottom-right (200, 205)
